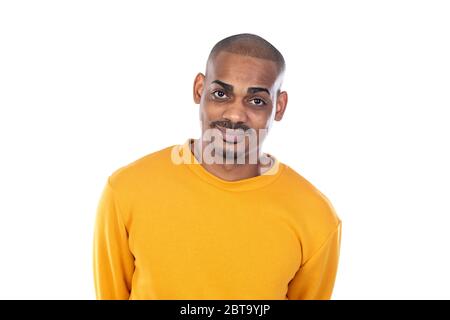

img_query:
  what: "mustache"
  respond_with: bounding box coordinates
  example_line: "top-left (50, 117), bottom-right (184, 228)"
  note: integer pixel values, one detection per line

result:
top-left (211, 121), bottom-right (250, 131)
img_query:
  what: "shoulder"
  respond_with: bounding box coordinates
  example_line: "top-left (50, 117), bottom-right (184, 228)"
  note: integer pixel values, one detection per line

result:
top-left (285, 164), bottom-right (340, 220)
top-left (108, 144), bottom-right (176, 194)
top-left (278, 163), bottom-right (341, 256)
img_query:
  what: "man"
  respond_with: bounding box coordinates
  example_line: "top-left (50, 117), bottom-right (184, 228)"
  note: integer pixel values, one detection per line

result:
top-left (93, 33), bottom-right (342, 300)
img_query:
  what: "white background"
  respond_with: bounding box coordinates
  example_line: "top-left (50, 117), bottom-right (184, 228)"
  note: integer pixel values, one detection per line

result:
top-left (0, 0), bottom-right (449, 299)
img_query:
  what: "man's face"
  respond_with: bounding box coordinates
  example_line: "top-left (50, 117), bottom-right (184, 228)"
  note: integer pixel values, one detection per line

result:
top-left (193, 51), bottom-right (287, 163)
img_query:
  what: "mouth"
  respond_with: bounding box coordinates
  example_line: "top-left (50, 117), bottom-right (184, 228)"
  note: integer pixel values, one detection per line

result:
top-left (214, 125), bottom-right (246, 144)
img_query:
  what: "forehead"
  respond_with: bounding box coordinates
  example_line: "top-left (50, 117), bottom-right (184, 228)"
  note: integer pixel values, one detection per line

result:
top-left (207, 51), bottom-right (279, 89)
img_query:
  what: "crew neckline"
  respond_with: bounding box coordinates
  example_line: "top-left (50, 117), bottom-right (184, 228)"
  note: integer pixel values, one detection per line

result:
top-left (173, 138), bottom-right (285, 192)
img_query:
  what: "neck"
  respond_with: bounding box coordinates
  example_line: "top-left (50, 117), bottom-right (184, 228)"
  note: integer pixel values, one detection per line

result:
top-left (190, 138), bottom-right (273, 182)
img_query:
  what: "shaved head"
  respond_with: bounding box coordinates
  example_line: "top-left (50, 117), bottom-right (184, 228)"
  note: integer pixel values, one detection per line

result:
top-left (206, 33), bottom-right (286, 78)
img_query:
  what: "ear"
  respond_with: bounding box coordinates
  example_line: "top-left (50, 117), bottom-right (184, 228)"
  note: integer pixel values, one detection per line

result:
top-left (274, 90), bottom-right (288, 121)
top-left (193, 72), bottom-right (205, 104)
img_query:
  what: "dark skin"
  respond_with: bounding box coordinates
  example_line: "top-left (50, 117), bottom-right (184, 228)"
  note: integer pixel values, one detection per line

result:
top-left (192, 51), bottom-right (288, 181)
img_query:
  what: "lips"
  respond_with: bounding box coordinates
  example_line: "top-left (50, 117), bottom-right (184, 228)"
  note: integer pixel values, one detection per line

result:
top-left (214, 125), bottom-right (245, 143)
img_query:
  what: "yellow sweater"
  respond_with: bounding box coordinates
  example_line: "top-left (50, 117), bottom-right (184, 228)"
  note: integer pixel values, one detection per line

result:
top-left (93, 138), bottom-right (342, 300)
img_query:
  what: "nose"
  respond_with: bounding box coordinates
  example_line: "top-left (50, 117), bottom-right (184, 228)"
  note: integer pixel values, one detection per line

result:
top-left (222, 101), bottom-right (248, 125)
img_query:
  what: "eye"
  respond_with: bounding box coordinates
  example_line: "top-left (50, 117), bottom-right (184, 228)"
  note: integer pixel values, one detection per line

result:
top-left (250, 97), bottom-right (266, 106)
top-left (212, 90), bottom-right (228, 99)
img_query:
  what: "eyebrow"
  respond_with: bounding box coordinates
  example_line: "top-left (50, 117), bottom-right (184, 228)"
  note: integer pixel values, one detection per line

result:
top-left (211, 79), bottom-right (270, 96)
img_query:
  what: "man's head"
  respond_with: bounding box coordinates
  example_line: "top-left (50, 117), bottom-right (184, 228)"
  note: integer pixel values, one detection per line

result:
top-left (193, 33), bottom-right (288, 163)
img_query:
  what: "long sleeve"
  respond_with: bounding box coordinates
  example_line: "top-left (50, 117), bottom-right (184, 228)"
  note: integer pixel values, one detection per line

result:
top-left (287, 220), bottom-right (342, 300)
top-left (93, 177), bottom-right (135, 299)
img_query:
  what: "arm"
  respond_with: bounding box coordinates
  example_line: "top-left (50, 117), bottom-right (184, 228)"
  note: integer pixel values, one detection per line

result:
top-left (287, 221), bottom-right (342, 300)
top-left (93, 177), bottom-right (135, 299)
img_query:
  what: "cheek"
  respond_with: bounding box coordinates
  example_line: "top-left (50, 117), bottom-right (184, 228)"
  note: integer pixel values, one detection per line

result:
top-left (199, 106), bottom-right (214, 129)
top-left (248, 110), bottom-right (272, 129)
top-left (201, 103), bottom-right (222, 121)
